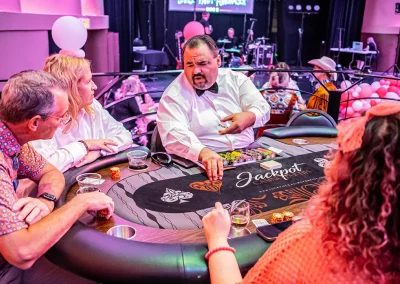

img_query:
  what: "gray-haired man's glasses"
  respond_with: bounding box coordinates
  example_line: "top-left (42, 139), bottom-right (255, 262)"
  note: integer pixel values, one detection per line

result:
top-left (40, 111), bottom-right (72, 125)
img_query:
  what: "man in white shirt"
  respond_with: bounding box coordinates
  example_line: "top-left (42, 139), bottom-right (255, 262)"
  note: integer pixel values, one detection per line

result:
top-left (157, 35), bottom-right (270, 181)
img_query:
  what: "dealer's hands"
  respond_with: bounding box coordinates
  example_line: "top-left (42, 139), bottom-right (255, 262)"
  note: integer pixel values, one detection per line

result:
top-left (202, 202), bottom-right (230, 249)
top-left (219, 112), bottom-right (256, 135)
top-left (83, 139), bottom-right (118, 153)
top-left (13, 197), bottom-right (52, 225)
top-left (74, 191), bottom-right (114, 219)
top-left (75, 150), bottom-right (101, 168)
top-left (199, 148), bottom-right (223, 181)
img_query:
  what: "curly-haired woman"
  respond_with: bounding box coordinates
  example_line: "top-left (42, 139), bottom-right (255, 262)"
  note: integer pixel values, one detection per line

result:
top-left (202, 101), bottom-right (400, 283)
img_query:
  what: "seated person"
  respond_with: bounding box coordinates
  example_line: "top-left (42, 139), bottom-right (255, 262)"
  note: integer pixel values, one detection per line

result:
top-left (0, 70), bottom-right (114, 282)
top-left (202, 101), bottom-right (400, 283)
top-left (262, 63), bottom-right (306, 114)
top-left (106, 75), bottom-right (157, 147)
top-left (30, 54), bottom-right (134, 173)
top-left (157, 35), bottom-right (270, 181)
top-left (356, 37), bottom-right (378, 71)
top-left (307, 56), bottom-right (337, 113)
top-left (223, 28), bottom-right (240, 50)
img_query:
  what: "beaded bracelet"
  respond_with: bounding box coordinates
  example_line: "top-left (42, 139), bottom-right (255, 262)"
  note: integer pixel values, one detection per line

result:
top-left (78, 140), bottom-right (89, 152)
top-left (205, 246), bottom-right (236, 260)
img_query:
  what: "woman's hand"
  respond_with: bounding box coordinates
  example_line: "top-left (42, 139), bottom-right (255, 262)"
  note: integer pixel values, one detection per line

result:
top-left (83, 139), bottom-right (118, 153)
top-left (202, 202), bottom-right (231, 249)
top-left (75, 151), bottom-right (101, 168)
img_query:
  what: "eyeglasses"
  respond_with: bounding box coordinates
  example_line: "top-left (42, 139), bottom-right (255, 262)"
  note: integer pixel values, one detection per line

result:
top-left (40, 111), bottom-right (72, 125)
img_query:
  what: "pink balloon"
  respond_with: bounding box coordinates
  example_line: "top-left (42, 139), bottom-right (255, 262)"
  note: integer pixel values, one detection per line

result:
top-left (388, 86), bottom-right (399, 94)
top-left (183, 21), bottom-right (205, 40)
top-left (355, 86), bottom-right (362, 93)
top-left (361, 101), bottom-right (371, 112)
top-left (359, 84), bottom-right (372, 98)
top-left (340, 80), bottom-right (351, 90)
top-left (353, 112), bottom-right (362, 117)
top-left (376, 87), bottom-right (388, 98)
top-left (351, 92), bottom-right (360, 99)
top-left (352, 100), bottom-right (363, 111)
top-left (370, 93), bottom-right (381, 106)
top-left (344, 107), bottom-right (354, 117)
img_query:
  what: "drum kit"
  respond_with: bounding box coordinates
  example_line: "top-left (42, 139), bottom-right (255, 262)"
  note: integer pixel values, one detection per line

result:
top-left (217, 37), bottom-right (275, 68)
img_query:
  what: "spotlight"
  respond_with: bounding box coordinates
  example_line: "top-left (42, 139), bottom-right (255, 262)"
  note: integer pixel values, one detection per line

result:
top-left (306, 5), bottom-right (312, 11)
top-left (296, 4), bottom-right (302, 11)
top-left (288, 5), bottom-right (294, 10)
top-left (314, 5), bottom-right (320, 11)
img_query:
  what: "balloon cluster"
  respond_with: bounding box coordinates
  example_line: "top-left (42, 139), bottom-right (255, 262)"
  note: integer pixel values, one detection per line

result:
top-left (51, 16), bottom-right (88, 58)
top-left (339, 78), bottom-right (400, 119)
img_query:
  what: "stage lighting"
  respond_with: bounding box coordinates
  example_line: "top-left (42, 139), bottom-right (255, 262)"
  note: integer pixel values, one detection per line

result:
top-left (296, 5), bottom-right (302, 11)
top-left (306, 5), bottom-right (312, 11)
top-left (288, 5), bottom-right (294, 10)
top-left (314, 5), bottom-right (320, 11)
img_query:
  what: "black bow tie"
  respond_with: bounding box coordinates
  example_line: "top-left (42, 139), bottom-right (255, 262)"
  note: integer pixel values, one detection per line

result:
top-left (195, 82), bottom-right (219, 96)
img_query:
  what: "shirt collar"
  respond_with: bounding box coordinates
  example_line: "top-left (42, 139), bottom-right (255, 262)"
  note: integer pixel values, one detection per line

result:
top-left (181, 72), bottom-right (221, 97)
top-left (0, 120), bottom-right (21, 158)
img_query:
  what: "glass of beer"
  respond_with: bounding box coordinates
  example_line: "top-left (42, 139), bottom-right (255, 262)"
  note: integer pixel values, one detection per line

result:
top-left (230, 200), bottom-right (250, 232)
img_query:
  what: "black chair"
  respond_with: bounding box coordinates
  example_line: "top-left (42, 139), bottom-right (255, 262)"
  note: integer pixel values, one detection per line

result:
top-left (150, 124), bottom-right (166, 153)
top-left (286, 109), bottom-right (337, 127)
top-left (262, 109), bottom-right (338, 139)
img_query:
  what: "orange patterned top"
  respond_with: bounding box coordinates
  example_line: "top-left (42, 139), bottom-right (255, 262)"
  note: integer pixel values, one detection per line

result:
top-left (306, 81), bottom-right (337, 113)
top-left (242, 220), bottom-right (394, 284)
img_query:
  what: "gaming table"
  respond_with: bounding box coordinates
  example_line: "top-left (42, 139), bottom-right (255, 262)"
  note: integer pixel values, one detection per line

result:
top-left (46, 136), bottom-right (336, 283)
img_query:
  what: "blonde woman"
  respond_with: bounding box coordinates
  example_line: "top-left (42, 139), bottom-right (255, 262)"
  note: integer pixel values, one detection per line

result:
top-left (30, 54), bottom-right (134, 172)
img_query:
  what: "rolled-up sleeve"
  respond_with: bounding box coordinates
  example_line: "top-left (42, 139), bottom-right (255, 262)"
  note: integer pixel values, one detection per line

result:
top-left (239, 77), bottom-right (271, 127)
top-left (156, 88), bottom-right (205, 162)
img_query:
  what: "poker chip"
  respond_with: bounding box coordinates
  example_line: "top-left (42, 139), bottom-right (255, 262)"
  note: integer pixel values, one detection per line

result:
top-left (292, 139), bottom-right (309, 145)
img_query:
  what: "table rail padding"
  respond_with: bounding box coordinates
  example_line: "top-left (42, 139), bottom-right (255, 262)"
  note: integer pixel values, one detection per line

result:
top-left (45, 146), bottom-right (271, 284)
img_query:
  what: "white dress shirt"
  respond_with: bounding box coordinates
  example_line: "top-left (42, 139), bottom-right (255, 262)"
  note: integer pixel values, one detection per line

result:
top-left (30, 100), bottom-right (134, 173)
top-left (157, 68), bottom-right (270, 162)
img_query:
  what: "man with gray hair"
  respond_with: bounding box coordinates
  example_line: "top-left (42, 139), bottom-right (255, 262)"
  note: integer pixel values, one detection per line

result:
top-left (0, 70), bottom-right (114, 282)
top-left (157, 35), bottom-right (270, 181)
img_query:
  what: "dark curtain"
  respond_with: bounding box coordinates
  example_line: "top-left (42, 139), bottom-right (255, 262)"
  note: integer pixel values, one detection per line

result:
top-left (276, 0), bottom-right (331, 66)
top-left (104, 0), bottom-right (135, 72)
top-left (325, 0), bottom-right (366, 52)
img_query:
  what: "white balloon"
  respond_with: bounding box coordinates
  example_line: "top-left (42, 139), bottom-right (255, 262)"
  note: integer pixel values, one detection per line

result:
top-left (355, 86), bottom-right (362, 93)
top-left (75, 49), bottom-right (85, 58)
top-left (352, 100), bottom-right (363, 111)
top-left (384, 92), bottom-right (399, 100)
top-left (371, 81), bottom-right (381, 92)
top-left (52, 16), bottom-right (88, 51)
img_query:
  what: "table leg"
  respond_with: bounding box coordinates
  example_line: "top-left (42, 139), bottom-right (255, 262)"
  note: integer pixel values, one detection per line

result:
top-left (349, 53), bottom-right (355, 70)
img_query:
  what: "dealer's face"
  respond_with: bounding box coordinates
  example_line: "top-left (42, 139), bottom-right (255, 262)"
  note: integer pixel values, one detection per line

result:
top-left (184, 44), bottom-right (221, 90)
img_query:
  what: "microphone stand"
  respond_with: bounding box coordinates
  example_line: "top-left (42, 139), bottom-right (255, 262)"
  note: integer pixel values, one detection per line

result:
top-left (161, 0), bottom-right (175, 59)
top-left (337, 28), bottom-right (344, 68)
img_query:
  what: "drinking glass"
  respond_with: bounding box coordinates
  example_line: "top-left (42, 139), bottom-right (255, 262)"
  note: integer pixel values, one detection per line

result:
top-left (230, 200), bottom-right (250, 232)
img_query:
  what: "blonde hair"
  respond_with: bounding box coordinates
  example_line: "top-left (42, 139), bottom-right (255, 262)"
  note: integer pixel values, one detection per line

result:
top-left (43, 54), bottom-right (93, 133)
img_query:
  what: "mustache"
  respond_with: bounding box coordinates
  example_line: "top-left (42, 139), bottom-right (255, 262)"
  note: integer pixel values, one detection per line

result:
top-left (193, 74), bottom-right (206, 80)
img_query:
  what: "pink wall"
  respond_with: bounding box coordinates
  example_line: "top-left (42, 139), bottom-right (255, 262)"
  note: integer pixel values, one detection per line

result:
top-left (20, 0), bottom-right (82, 15)
top-left (81, 0), bottom-right (104, 16)
top-left (362, 0), bottom-right (400, 34)
top-left (0, 0), bottom-right (118, 92)
top-left (361, 0), bottom-right (400, 71)
top-left (0, 0), bottom-right (20, 12)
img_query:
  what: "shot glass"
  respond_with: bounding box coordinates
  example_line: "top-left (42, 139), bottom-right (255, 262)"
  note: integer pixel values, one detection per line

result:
top-left (127, 150), bottom-right (148, 171)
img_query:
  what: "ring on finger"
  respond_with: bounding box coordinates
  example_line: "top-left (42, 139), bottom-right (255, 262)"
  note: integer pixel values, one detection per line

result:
top-left (104, 142), bottom-right (108, 146)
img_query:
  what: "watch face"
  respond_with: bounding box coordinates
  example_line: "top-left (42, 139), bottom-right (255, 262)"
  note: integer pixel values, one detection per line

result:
top-left (41, 193), bottom-right (57, 202)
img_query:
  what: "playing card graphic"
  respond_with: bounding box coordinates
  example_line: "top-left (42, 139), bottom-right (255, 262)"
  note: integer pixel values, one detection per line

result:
top-left (314, 158), bottom-right (330, 168)
top-left (161, 188), bottom-right (193, 204)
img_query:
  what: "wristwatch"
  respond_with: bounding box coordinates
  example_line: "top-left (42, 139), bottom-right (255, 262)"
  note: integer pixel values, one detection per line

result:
top-left (39, 193), bottom-right (57, 204)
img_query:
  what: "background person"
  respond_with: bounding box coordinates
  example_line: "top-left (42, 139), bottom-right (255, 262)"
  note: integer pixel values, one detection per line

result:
top-left (199, 12), bottom-right (212, 35)
top-left (307, 56), bottom-right (337, 113)
top-left (30, 54), bottom-right (134, 173)
top-left (0, 70), bottom-right (114, 283)
top-left (202, 101), bottom-right (400, 283)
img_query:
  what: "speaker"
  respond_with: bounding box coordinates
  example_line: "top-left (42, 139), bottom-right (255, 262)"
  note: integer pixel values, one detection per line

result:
top-left (396, 2), bottom-right (400, 14)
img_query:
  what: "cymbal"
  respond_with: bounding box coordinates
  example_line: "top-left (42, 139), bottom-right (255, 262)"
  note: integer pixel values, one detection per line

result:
top-left (257, 37), bottom-right (270, 40)
top-left (217, 39), bottom-right (232, 43)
